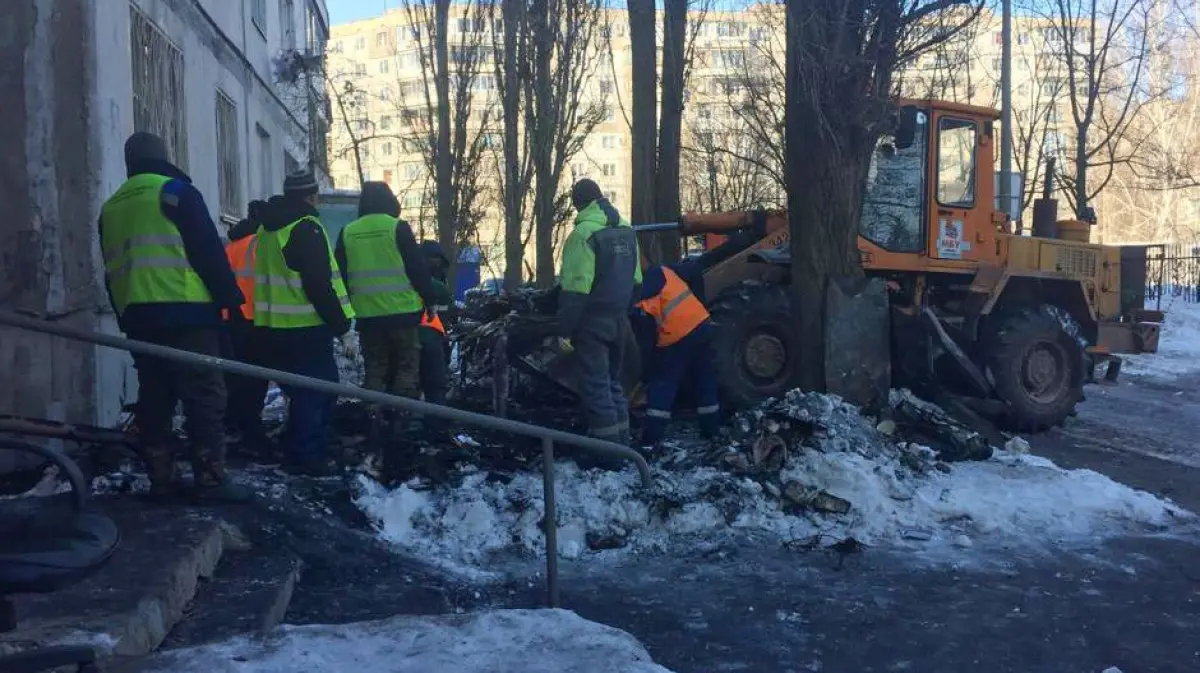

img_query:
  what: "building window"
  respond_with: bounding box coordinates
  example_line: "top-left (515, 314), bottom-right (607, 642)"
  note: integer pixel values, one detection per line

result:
top-left (603, 105), bottom-right (616, 122)
top-left (251, 0), bottom-right (267, 36)
top-left (130, 7), bottom-right (188, 169)
top-left (481, 132), bottom-right (501, 149)
top-left (285, 151), bottom-right (301, 176)
top-left (599, 79), bottom-right (613, 94)
top-left (381, 115), bottom-right (393, 130)
top-left (405, 163), bottom-right (421, 179)
top-left (256, 124), bottom-right (272, 199)
top-left (306, 2), bottom-right (327, 54)
top-left (356, 36), bottom-right (366, 50)
top-left (215, 91), bottom-right (242, 217)
top-left (377, 31), bottom-right (388, 46)
top-left (380, 59), bottom-right (390, 74)
top-left (602, 163), bottom-right (616, 177)
top-left (280, 0), bottom-right (296, 50)
top-left (601, 135), bottom-right (618, 149)
top-left (384, 142), bottom-right (394, 156)
top-left (383, 169), bottom-right (393, 185)
top-left (355, 118), bottom-right (370, 132)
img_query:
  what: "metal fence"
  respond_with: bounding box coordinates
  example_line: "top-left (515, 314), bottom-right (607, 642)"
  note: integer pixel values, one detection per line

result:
top-left (0, 311), bottom-right (653, 608)
top-left (1145, 243), bottom-right (1200, 306)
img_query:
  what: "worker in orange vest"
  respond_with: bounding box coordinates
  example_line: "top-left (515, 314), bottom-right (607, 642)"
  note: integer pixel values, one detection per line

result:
top-left (222, 200), bottom-right (271, 454)
top-left (630, 260), bottom-right (721, 447)
top-left (418, 241), bottom-right (454, 434)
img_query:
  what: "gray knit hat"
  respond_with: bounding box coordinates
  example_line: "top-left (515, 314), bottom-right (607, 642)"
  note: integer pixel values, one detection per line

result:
top-left (283, 169), bottom-right (319, 197)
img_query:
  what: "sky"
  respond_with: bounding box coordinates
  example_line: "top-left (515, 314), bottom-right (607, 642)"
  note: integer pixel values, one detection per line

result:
top-left (327, 0), bottom-right (395, 26)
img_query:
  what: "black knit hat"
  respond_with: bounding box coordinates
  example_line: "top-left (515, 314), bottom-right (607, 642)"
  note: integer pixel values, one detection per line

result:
top-left (124, 132), bottom-right (168, 168)
top-left (283, 169), bottom-right (319, 197)
top-left (571, 178), bottom-right (604, 211)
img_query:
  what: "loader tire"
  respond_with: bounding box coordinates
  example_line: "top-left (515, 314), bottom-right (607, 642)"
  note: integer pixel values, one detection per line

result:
top-left (710, 282), bottom-right (800, 409)
top-left (985, 307), bottom-right (1085, 432)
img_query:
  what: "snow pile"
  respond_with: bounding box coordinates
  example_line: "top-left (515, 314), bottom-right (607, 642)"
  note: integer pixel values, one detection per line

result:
top-left (131, 609), bottom-right (675, 673)
top-left (355, 391), bottom-right (1189, 569)
top-left (1123, 297), bottom-right (1200, 380)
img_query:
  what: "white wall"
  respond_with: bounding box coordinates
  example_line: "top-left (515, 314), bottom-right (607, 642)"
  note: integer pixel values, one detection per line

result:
top-left (88, 0), bottom-right (328, 424)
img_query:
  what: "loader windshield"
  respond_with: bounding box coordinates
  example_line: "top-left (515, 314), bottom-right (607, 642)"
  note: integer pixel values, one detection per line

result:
top-left (859, 109), bottom-right (929, 252)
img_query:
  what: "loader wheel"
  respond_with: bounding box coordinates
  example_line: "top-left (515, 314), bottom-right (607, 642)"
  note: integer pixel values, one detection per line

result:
top-left (985, 307), bottom-right (1084, 431)
top-left (710, 282), bottom-right (800, 409)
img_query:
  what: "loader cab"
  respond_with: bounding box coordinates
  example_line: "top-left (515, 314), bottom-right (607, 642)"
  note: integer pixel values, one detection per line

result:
top-left (858, 100), bottom-right (1000, 272)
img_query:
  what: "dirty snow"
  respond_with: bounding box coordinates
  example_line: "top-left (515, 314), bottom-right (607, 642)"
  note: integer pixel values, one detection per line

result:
top-left (1123, 296), bottom-right (1200, 381)
top-left (131, 609), bottom-right (674, 673)
top-left (355, 391), bottom-right (1190, 571)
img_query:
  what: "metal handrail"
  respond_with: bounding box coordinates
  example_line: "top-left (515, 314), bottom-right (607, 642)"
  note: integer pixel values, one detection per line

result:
top-left (0, 310), bottom-right (654, 608)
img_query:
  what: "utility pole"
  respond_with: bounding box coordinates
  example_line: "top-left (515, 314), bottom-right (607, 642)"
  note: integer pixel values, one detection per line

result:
top-left (1000, 0), bottom-right (1016, 231)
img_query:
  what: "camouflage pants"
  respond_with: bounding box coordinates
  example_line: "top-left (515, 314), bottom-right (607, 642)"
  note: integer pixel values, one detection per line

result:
top-left (130, 326), bottom-right (227, 494)
top-left (359, 325), bottom-right (421, 398)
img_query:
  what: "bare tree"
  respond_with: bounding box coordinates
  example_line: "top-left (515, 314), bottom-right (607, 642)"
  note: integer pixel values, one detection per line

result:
top-left (680, 124), bottom-right (784, 212)
top-left (1027, 0), bottom-right (1176, 217)
top-left (496, 0), bottom-right (536, 290)
top-left (512, 0), bottom-right (608, 287)
top-left (784, 0), bottom-right (981, 392)
top-left (390, 0), bottom-right (498, 277)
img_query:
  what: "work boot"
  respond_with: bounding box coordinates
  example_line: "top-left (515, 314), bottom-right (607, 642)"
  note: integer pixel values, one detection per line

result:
top-left (191, 461), bottom-right (254, 504)
top-left (143, 445), bottom-right (178, 501)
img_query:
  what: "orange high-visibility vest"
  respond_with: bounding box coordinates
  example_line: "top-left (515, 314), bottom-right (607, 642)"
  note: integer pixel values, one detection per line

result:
top-left (636, 266), bottom-right (709, 347)
top-left (223, 235), bottom-right (257, 320)
top-left (420, 309), bottom-right (445, 335)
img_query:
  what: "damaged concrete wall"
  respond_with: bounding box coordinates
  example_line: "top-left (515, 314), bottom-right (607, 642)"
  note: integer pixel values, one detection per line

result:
top-left (0, 0), bottom-right (103, 472)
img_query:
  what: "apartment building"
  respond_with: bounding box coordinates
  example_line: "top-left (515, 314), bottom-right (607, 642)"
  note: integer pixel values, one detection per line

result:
top-left (326, 4), bottom-right (1112, 267)
top-left (0, 0), bottom-right (331, 440)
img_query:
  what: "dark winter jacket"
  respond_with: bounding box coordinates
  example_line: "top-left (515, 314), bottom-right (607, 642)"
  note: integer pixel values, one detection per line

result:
top-left (99, 158), bottom-right (243, 334)
top-left (226, 200), bottom-right (267, 242)
top-left (332, 183), bottom-right (436, 330)
top-left (261, 194), bottom-right (351, 337)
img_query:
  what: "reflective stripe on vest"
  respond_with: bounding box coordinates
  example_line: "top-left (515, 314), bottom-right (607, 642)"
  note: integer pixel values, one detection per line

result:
top-left (100, 174), bottom-right (213, 316)
top-left (252, 216), bottom-right (354, 328)
top-left (341, 214), bottom-right (421, 318)
top-left (420, 309), bottom-right (445, 335)
top-left (635, 266), bottom-right (710, 347)
top-left (224, 235), bottom-right (257, 320)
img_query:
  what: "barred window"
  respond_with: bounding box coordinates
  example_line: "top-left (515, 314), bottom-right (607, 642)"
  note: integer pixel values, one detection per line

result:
top-left (215, 90), bottom-right (242, 217)
top-left (130, 7), bottom-right (187, 169)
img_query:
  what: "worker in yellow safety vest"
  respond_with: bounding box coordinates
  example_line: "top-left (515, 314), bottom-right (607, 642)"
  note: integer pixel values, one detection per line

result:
top-left (334, 182), bottom-right (437, 475)
top-left (254, 169), bottom-right (355, 477)
top-left (99, 131), bottom-right (248, 501)
top-left (630, 260), bottom-right (721, 446)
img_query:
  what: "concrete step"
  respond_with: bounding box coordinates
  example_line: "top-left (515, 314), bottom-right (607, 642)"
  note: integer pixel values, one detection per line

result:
top-left (158, 544), bottom-right (301, 650)
top-left (0, 497), bottom-right (233, 660)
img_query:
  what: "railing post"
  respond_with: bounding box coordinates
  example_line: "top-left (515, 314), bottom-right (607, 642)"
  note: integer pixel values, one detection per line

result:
top-left (541, 436), bottom-right (559, 608)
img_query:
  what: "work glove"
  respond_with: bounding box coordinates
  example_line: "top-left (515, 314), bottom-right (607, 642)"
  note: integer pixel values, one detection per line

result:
top-left (338, 333), bottom-right (360, 360)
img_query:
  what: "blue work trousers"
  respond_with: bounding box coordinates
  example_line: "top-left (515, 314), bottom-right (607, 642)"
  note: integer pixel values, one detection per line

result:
top-left (642, 325), bottom-right (720, 445)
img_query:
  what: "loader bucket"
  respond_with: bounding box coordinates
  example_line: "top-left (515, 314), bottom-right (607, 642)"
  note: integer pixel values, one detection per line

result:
top-left (824, 275), bottom-right (891, 410)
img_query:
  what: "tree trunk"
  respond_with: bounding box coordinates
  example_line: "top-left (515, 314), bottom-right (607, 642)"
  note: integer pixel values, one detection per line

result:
top-left (629, 0), bottom-right (657, 258)
top-left (1075, 121), bottom-right (1089, 218)
top-left (531, 0), bottom-right (556, 287)
top-left (434, 0), bottom-right (454, 273)
top-left (501, 0), bottom-right (524, 291)
top-left (785, 0), bottom-right (870, 393)
top-left (654, 0), bottom-right (686, 263)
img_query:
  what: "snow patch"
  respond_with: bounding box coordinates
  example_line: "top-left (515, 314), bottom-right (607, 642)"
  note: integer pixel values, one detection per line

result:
top-left (1122, 297), bottom-right (1200, 381)
top-left (131, 609), bottom-right (675, 673)
top-left (355, 391), bottom-right (1190, 571)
